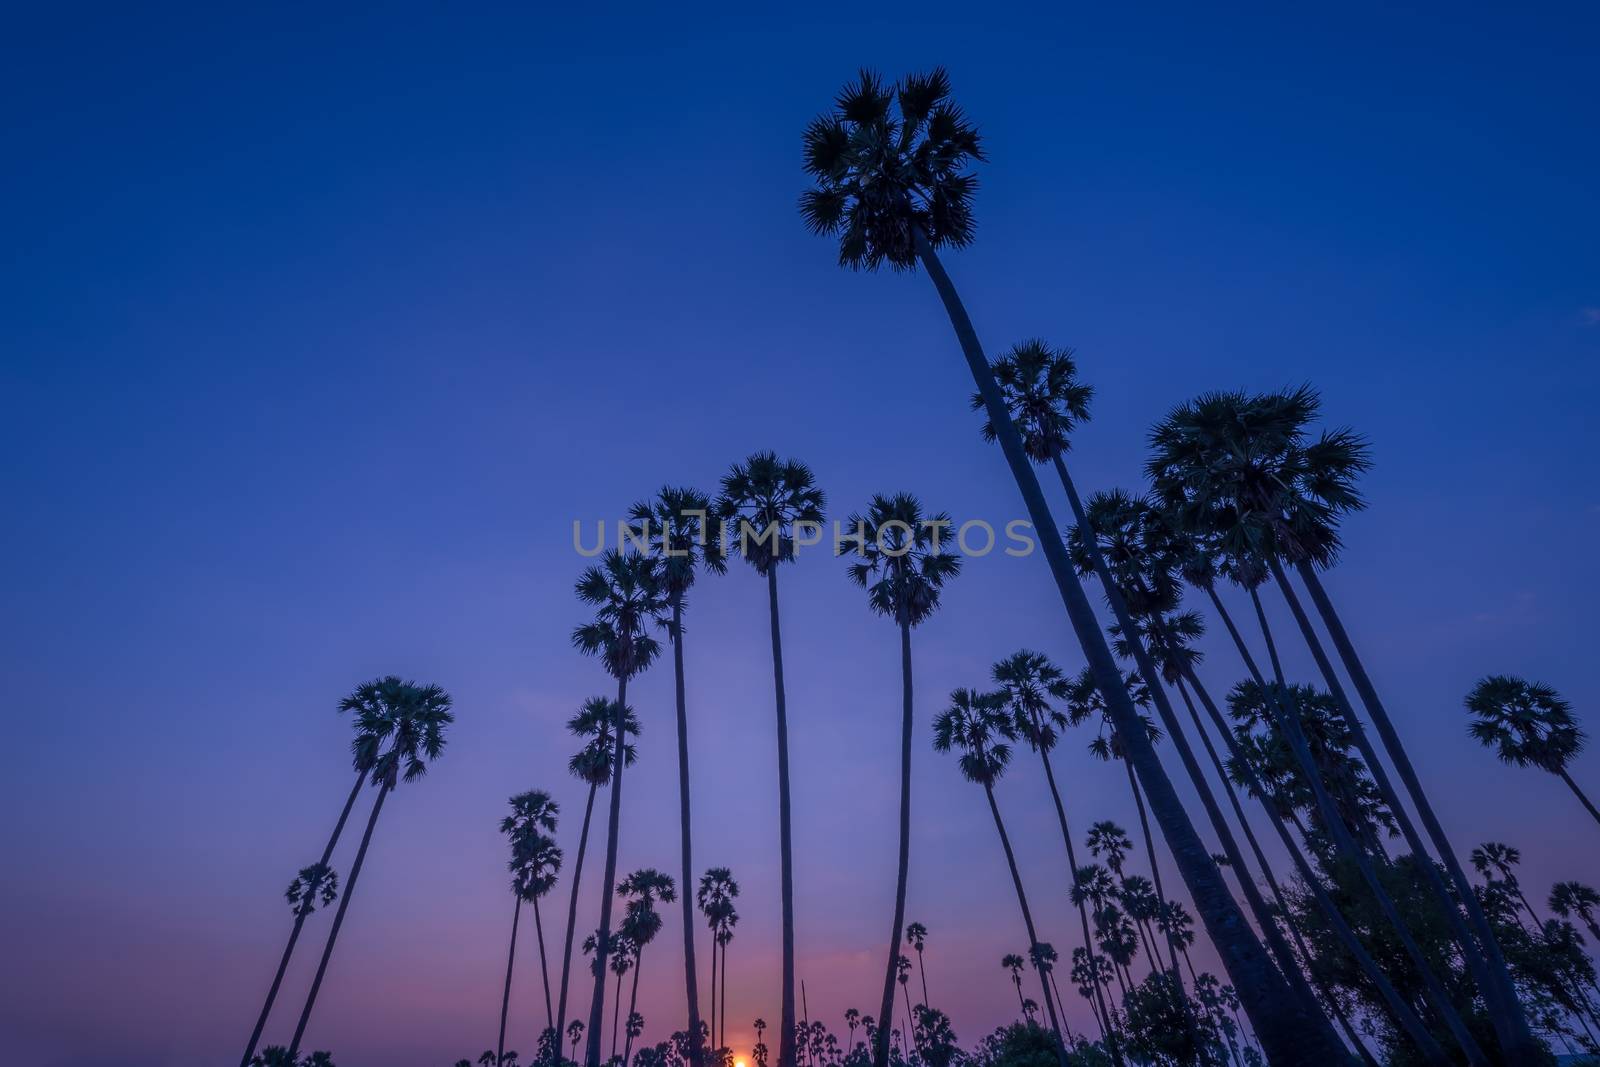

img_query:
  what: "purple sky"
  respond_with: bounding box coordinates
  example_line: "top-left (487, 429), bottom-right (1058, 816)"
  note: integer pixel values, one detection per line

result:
top-left (3, 5), bottom-right (1598, 1066)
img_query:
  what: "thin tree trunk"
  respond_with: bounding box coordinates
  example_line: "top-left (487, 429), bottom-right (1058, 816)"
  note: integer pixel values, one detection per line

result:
top-left (585, 676), bottom-right (631, 1067)
top-left (1295, 560), bottom-right (1542, 1059)
top-left (912, 231), bottom-right (1344, 1067)
top-left (624, 950), bottom-right (644, 1066)
top-left (979, 776), bottom-right (1068, 1067)
top-left (720, 939), bottom-right (728, 1051)
top-left (612, 966), bottom-right (624, 1060)
top-left (557, 780), bottom-right (599, 1049)
top-left (671, 596), bottom-right (707, 1067)
top-left (241, 766), bottom-right (369, 1067)
top-left (499, 896), bottom-right (524, 1067)
top-left (534, 895), bottom-right (554, 1045)
top-left (1249, 585), bottom-right (1469, 1065)
top-left (874, 616), bottom-right (915, 1067)
top-left (708, 924), bottom-right (718, 1055)
top-left (916, 947), bottom-right (928, 1010)
top-left (1557, 769), bottom-right (1600, 828)
top-left (766, 564), bottom-right (799, 1067)
top-left (288, 773), bottom-right (392, 1058)
top-left (1121, 760), bottom-right (1182, 979)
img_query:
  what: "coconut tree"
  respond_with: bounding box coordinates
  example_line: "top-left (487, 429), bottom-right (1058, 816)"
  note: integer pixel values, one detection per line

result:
top-left (556, 698), bottom-right (640, 1060)
top-left (716, 452), bottom-right (823, 1067)
top-left (498, 791), bottom-right (562, 1065)
top-left (573, 550), bottom-right (668, 1066)
top-left (1147, 386), bottom-right (1537, 1061)
top-left (629, 489), bottom-right (726, 1066)
top-left (798, 71), bottom-right (1343, 1064)
top-left (839, 491), bottom-right (961, 1067)
top-left (618, 869), bottom-right (677, 1066)
top-left (240, 688), bottom-right (386, 1067)
top-left (1465, 676), bottom-right (1596, 827)
top-left (932, 688), bottom-right (1066, 1065)
top-left (287, 677), bottom-right (453, 1058)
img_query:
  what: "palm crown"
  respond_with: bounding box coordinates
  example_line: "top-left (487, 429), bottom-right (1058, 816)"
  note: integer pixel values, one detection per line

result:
top-left (619, 868), bottom-right (676, 949)
top-left (717, 452), bottom-right (825, 574)
top-left (697, 866), bottom-right (740, 936)
top-left (503, 791), bottom-right (562, 900)
top-left (973, 340), bottom-right (1093, 464)
top-left (285, 863), bottom-right (339, 919)
top-left (567, 697), bottom-right (640, 787)
top-left (799, 67), bottom-right (983, 271)
top-left (338, 677), bottom-right (453, 786)
top-left (628, 486), bottom-right (727, 605)
top-left (572, 550), bottom-right (668, 681)
top-left (1464, 675), bottom-right (1584, 773)
top-left (931, 688), bottom-right (1014, 786)
top-left (990, 650), bottom-right (1071, 755)
top-left (840, 492), bottom-right (961, 625)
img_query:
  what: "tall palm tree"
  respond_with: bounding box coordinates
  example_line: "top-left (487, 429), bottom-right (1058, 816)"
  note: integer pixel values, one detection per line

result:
top-left (716, 907), bottom-right (738, 1052)
top-left (904, 922), bottom-right (930, 1009)
top-left (629, 488), bottom-right (726, 1067)
top-left (697, 866), bottom-right (740, 1053)
top-left (287, 677), bottom-right (453, 1058)
top-left (799, 71), bottom-right (1345, 1065)
top-left (573, 549), bottom-right (668, 1067)
top-left (716, 452), bottom-right (824, 1067)
top-left (839, 491), bottom-right (961, 1067)
top-left (932, 688), bottom-right (1066, 1064)
top-left (556, 698), bottom-right (639, 1059)
top-left (243, 864), bottom-right (339, 1066)
top-left (1465, 676), bottom-right (1595, 826)
top-left (499, 791), bottom-right (562, 1064)
top-left (618, 869), bottom-right (677, 1066)
top-left (241, 690), bottom-right (384, 1067)
top-left (1550, 882), bottom-right (1600, 942)
top-left (992, 650), bottom-right (1118, 1047)
top-left (1147, 386), bottom-right (1538, 1060)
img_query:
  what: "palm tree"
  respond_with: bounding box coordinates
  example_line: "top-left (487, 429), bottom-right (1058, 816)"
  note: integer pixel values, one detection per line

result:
top-left (992, 650), bottom-right (1118, 1046)
top-left (608, 937), bottom-right (637, 1062)
top-left (1466, 676), bottom-right (1596, 826)
top-left (568, 1020), bottom-right (584, 1063)
top-left (287, 677), bottom-right (453, 1058)
top-left (932, 688), bottom-right (1066, 1063)
top-left (244, 864), bottom-right (338, 1065)
top-left (629, 488), bottom-right (726, 1067)
top-left (618, 869), bottom-right (677, 1066)
top-left (716, 452), bottom-right (824, 1067)
top-left (839, 492), bottom-right (961, 1067)
top-left (1147, 386), bottom-right (1537, 1060)
top-left (697, 866), bottom-right (740, 1053)
top-left (241, 688), bottom-right (385, 1067)
top-left (499, 791), bottom-right (562, 1065)
top-left (573, 549), bottom-right (668, 1067)
top-left (1551, 882), bottom-right (1600, 942)
top-left (799, 71), bottom-right (1344, 1066)
top-left (844, 1009), bottom-right (860, 1053)
top-left (556, 698), bottom-right (640, 1060)
top-left (894, 955), bottom-right (915, 1053)
top-left (904, 922), bottom-right (930, 1009)
top-left (716, 913), bottom-right (737, 1052)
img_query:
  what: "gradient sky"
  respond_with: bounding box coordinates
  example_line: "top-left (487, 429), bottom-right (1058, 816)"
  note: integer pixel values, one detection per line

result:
top-left (3, 5), bottom-right (1598, 1066)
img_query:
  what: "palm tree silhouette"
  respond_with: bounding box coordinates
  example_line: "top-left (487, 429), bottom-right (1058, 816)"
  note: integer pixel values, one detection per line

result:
top-left (932, 687), bottom-right (1066, 1061)
top-left (617, 868), bottom-right (677, 1066)
top-left (498, 791), bottom-right (562, 1065)
top-left (556, 697), bottom-right (639, 1060)
top-left (240, 685), bottom-right (384, 1067)
top-left (1466, 675), bottom-right (1595, 826)
top-left (629, 488), bottom-right (726, 1067)
top-left (1149, 387), bottom-right (1531, 1061)
top-left (716, 452), bottom-right (823, 1067)
top-left (287, 677), bottom-right (453, 1059)
top-left (798, 71), bottom-right (1341, 1066)
top-left (573, 549), bottom-right (668, 1066)
top-left (567, 1020), bottom-right (585, 1062)
top-left (1001, 954), bottom-right (1026, 1016)
top-left (904, 922), bottom-right (930, 1010)
top-left (697, 866), bottom-right (740, 1054)
top-left (843, 1009), bottom-right (859, 1053)
top-left (245, 861), bottom-right (338, 1063)
top-left (1551, 882), bottom-right (1600, 942)
top-left (839, 491), bottom-right (960, 1067)
top-left (607, 936), bottom-right (637, 1062)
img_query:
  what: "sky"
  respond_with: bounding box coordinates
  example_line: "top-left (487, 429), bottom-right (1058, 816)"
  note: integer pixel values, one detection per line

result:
top-left (2, 4), bottom-right (1598, 1066)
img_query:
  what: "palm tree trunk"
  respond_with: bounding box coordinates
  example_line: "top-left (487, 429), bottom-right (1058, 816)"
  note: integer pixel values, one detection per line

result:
top-left (912, 230), bottom-right (1346, 1067)
top-left (499, 896), bottom-right (524, 1067)
top-left (241, 766), bottom-right (369, 1067)
top-left (765, 564), bottom-right (799, 1067)
top-left (720, 939), bottom-right (729, 1051)
top-left (1013, 976), bottom-right (1026, 1015)
top-left (671, 596), bottom-right (707, 1067)
top-left (558, 780), bottom-right (599, 1050)
top-left (533, 895), bottom-right (554, 1049)
top-left (624, 951), bottom-right (644, 1066)
top-left (874, 617), bottom-right (915, 1067)
top-left (585, 676), bottom-right (631, 1067)
top-left (1249, 582), bottom-right (1476, 1065)
top-left (978, 775), bottom-right (1068, 1067)
top-left (1557, 769), bottom-right (1600, 827)
top-left (1031, 738), bottom-right (1119, 1050)
top-left (708, 925), bottom-right (718, 1056)
top-left (288, 774), bottom-right (392, 1059)
top-left (1294, 560), bottom-right (1542, 1059)
top-left (612, 966), bottom-right (624, 1061)
top-left (1120, 759), bottom-right (1182, 980)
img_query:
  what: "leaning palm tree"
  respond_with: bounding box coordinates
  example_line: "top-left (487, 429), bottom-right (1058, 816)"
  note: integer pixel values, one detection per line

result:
top-left (716, 452), bottom-right (823, 1067)
top-left (287, 677), bottom-right (453, 1058)
top-left (904, 922), bottom-right (930, 1009)
top-left (1147, 386), bottom-right (1537, 1061)
top-left (629, 488), bottom-right (725, 1067)
top-left (573, 550), bottom-right (668, 1067)
top-left (1001, 953), bottom-right (1026, 1017)
top-left (839, 491), bottom-right (961, 1067)
top-left (1551, 882), bottom-right (1600, 942)
top-left (798, 70), bottom-right (1344, 1065)
top-left (498, 791), bottom-right (562, 1065)
top-left (618, 868), bottom-right (677, 1066)
top-left (556, 698), bottom-right (639, 1060)
top-left (697, 866), bottom-right (740, 1053)
top-left (240, 689), bottom-right (386, 1067)
top-left (932, 688), bottom-right (1066, 1063)
top-left (1466, 675), bottom-right (1596, 826)
top-left (242, 864), bottom-right (338, 1066)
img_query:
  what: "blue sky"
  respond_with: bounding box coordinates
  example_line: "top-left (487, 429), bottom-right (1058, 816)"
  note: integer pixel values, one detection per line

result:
top-left (2, 5), bottom-right (1597, 1065)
